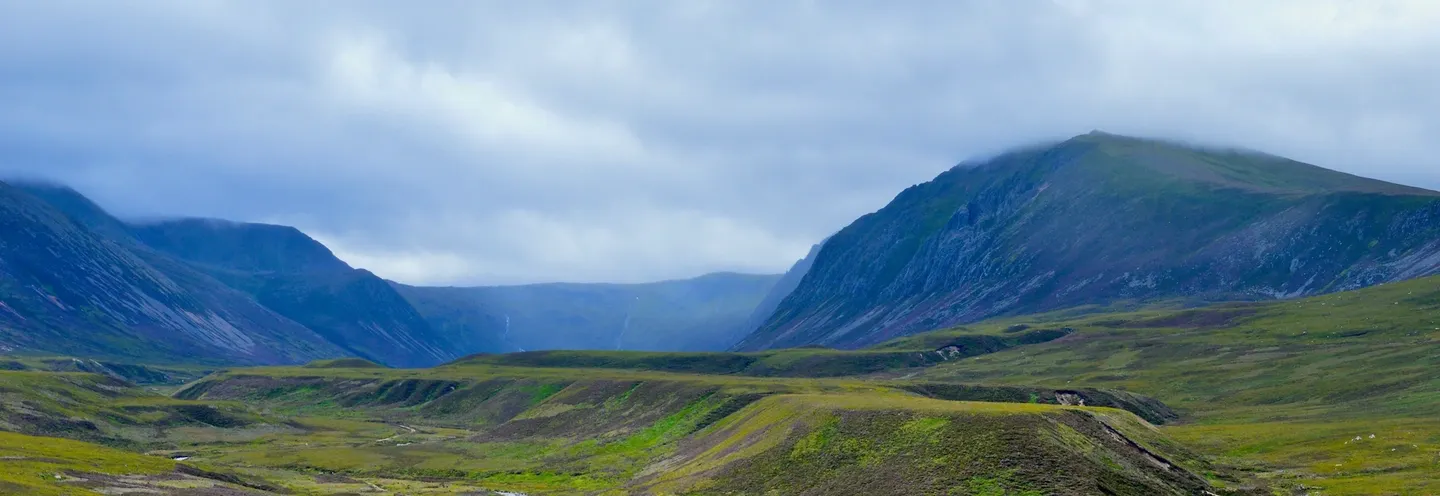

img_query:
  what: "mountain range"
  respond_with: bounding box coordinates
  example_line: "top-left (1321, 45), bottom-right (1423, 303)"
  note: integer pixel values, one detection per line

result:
top-left (0, 182), bottom-right (778, 366)
top-left (4, 131), bottom-right (1440, 364)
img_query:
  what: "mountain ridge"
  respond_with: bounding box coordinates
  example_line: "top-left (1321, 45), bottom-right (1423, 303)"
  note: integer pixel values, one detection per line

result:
top-left (737, 131), bottom-right (1440, 350)
top-left (0, 181), bottom-right (345, 365)
top-left (1, 180), bottom-right (782, 364)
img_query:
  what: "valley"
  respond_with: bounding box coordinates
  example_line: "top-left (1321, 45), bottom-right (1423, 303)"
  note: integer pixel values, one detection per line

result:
top-left (2, 133), bottom-right (1439, 494)
top-left (2, 273), bottom-right (1438, 494)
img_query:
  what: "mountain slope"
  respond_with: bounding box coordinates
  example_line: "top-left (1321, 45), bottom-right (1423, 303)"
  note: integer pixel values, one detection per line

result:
top-left (737, 239), bottom-right (827, 338)
top-left (737, 132), bottom-right (1440, 350)
top-left (397, 272), bottom-right (781, 353)
top-left (0, 182), bottom-right (343, 364)
top-left (130, 219), bottom-right (456, 367)
top-left (4, 181), bottom-right (776, 364)
top-left (131, 218), bottom-right (351, 274)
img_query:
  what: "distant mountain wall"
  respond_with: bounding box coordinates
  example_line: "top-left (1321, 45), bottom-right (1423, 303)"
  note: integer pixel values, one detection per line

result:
top-left (395, 272), bottom-right (780, 354)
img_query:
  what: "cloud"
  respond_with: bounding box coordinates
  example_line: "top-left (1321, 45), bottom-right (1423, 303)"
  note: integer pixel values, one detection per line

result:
top-left (1, 0), bottom-right (1438, 285)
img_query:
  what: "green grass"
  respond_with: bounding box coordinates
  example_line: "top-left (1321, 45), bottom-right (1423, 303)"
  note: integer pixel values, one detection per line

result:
top-left (0, 430), bottom-right (175, 495)
top-left (2, 275), bottom-right (1437, 494)
top-left (449, 328), bottom-right (1069, 378)
top-left (638, 394), bottom-right (1208, 495)
top-left (140, 361), bottom-right (1205, 494)
top-left (909, 275), bottom-right (1440, 494)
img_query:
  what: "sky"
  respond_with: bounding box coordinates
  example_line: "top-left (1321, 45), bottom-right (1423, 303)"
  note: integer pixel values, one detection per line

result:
top-left (1, 1), bottom-right (1438, 286)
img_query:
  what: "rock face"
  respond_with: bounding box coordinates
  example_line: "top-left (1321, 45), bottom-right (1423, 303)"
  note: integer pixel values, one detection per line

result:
top-left (736, 132), bottom-right (1440, 350)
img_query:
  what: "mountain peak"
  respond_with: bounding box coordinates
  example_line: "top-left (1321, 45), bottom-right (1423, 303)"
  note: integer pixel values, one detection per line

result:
top-left (739, 135), bottom-right (1440, 351)
top-left (8, 180), bottom-right (137, 239)
top-left (1033, 131), bottom-right (1438, 197)
top-left (131, 218), bottom-right (352, 274)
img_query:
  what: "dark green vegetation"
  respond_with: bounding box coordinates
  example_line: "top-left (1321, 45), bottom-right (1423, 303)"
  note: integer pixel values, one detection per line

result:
top-left (739, 132), bottom-right (1440, 350)
top-left (453, 326), bottom-right (1069, 378)
top-left (0, 180), bottom-right (781, 367)
top-left (395, 272), bottom-right (780, 353)
top-left (0, 356), bottom-right (207, 384)
top-left (902, 273), bottom-right (1440, 494)
top-left (0, 359), bottom-right (1205, 495)
top-left (0, 274), bottom-right (1437, 493)
top-left (174, 364), bottom-right (1205, 495)
top-left (4, 133), bottom-right (1440, 494)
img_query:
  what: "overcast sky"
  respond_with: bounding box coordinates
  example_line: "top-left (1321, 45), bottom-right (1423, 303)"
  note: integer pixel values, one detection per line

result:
top-left (2, 1), bottom-right (1438, 285)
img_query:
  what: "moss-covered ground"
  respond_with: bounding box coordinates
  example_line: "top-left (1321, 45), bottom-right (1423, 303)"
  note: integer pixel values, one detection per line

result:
top-left (2, 360), bottom-right (1203, 494)
top-left (907, 275), bottom-right (1440, 494)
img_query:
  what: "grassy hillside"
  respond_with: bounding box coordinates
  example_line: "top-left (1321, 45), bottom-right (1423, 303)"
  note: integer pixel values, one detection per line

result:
top-left (451, 325), bottom-right (1068, 378)
top-left (131, 218), bottom-right (458, 367)
top-left (0, 355), bottom-right (209, 385)
top-left (1, 274), bottom-right (1437, 493)
top-left (902, 274), bottom-right (1440, 494)
top-left (171, 364), bottom-right (1202, 495)
top-left (0, 358), bottom-right (1204, 495)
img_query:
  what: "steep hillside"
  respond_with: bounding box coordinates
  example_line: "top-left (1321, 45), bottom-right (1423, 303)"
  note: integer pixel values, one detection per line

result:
top-left (738, 132), bottom-right (1440, 350)
top-left (0, 182), bottom-right (342, 365)
top-left (132, 218), bottom-right (351, 274)
top-left (5, 181), bottom-right (778, 365)
top-left (397, 272), bottom-right (780, 353)
top-left (736, 239), bottom-right (827, 338)
top-left (130, 218), bottom-right (456, 367)
top-left (7, 183), bottom-right (455, 367)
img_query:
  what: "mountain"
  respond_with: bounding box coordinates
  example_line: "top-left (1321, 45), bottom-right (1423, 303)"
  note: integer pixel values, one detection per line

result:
top-left (396, 272), bottom-right (781, 353)
top-left (7, 182), bottom-right (453, 367)
top-left (736, 239), bottom-right (827, 336)
top-left (130, 219), bottom-right (455, 367)
top-left (0, 181), bottom-right (344, 364)
top-left (736, 131), bottom-right (1440, 350)
top-left (130, 218), bottom-right (351, 274)
top-left (2, 180), bottom-right (779, 364)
